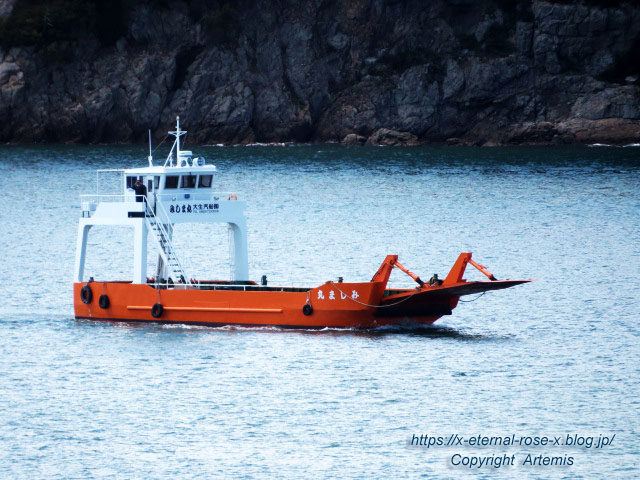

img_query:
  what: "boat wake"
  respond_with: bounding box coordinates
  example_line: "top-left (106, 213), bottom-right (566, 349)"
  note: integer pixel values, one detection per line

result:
top-left (71, 316), bottom-right (515, 340)
top-left (152, 321), bottom-right (500, 340)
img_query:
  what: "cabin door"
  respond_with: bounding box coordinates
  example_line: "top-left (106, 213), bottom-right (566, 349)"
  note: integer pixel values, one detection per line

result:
top-left (146, 178), bottom-right (156, 212)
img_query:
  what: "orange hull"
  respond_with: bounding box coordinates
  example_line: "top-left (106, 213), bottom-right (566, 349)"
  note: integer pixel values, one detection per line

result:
top-left (73, 254), bottom-right (531, 329)
top-left (73, 281), bottom-right (431, 329)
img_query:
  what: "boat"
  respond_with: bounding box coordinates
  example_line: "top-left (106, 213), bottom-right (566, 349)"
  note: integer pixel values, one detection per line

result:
top-left (73, 118), bottom-right (530, 329)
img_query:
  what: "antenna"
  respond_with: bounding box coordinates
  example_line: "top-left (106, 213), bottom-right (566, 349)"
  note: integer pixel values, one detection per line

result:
top-left (176, 116), bottom-right (181, 159)
top-left (148, 130), bottom-right (153, 166)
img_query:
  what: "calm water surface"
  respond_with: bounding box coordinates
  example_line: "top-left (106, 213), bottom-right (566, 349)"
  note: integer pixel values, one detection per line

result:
top-left (0, 145), bottom-right (638, 479)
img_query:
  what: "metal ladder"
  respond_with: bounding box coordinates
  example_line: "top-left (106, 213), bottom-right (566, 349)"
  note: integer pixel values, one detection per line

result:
top-left (144, 199), bottom-right (190, 286)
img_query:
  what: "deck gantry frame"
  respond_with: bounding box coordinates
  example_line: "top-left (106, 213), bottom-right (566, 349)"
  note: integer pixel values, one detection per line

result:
top-left (74, 118), bottom-right (249, 285)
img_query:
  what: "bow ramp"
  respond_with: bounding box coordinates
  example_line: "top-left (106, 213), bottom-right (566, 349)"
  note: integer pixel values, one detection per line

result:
top-left (373, 253), bottom-right (532, 319)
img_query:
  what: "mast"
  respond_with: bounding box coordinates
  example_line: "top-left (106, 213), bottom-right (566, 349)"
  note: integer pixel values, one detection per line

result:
top-left (176, 116), bottom-right (181, 157)
top-left (148, 130), bottom-right (153, 166)
top-left (166, 116), bottom-right (186, 167)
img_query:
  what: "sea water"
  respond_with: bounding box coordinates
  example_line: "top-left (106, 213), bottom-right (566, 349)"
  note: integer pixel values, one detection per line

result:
top-left (0, 145), bottom-right (638, 479)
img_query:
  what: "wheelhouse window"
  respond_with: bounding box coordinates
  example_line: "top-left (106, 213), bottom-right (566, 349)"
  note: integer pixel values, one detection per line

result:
top-left (165, 176), bottom-right (179, 189)
top-left (198, 175), bottom-right (212, 188)
top-left (181, 175), bottom-right (197, 189)
top-left (126, 176), bottom-right (139, 189)
top-left (154, 176), bottom-right (160, 189)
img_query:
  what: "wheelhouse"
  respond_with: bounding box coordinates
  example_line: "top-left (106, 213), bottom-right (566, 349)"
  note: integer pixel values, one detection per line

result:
top-left (124, 166), bottom-right (216, 201)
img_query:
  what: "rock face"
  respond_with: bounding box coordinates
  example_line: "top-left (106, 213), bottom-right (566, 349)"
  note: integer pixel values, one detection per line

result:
top-left (0, 0), bottom-right (639, 145)
top-left (0, 0), bottom-right (16, 18)
top-left (366, 128), bottom-right (419, 146)
top-left (341, 133), bottom-right (366, 146)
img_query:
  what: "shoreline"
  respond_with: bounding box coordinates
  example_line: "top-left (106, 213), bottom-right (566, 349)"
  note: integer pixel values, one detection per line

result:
top-left (1, 140), bottom-right (639, 148)
top-left (1, 119), bottom-right (638, 148)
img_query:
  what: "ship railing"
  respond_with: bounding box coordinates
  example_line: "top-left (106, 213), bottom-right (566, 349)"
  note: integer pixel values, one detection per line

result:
top-left (244, 278), bottom-right (421, 289)
top-left (80, 193), bottom-right (129, 203)
top-left (80, 194), bottom-right (130, 217)
top-left (164, 280), bottom-right (422, 291)
top-left (153, 281), bottom-right (311, 292)
top-left (80, 192), bottom-right (241, 204)
top-left (153, 192), bottom-right (242, 202)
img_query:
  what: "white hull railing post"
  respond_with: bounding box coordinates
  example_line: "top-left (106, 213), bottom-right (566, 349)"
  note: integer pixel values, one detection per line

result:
top-left (74, 223), bottom-right (92, 283)
top-left (230, 220), bottom-right (249, 281)
top-left (162, 222), bottom-right (173, 280)
top-left (132, 219), bottom-right (148, 284)
top-left (155, 254), bottom-right (165, 281)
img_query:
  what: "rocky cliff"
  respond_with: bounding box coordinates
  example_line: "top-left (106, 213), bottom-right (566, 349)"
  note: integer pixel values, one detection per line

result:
top-left (1, 0), bottom-right (639, 145)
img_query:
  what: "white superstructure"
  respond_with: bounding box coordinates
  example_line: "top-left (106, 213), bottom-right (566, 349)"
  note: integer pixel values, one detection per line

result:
top-left (74, 117), bottom-right (249, 285)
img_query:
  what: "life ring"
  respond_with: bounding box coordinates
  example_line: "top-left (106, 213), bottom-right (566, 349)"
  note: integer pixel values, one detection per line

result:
top-left (302, 304), bottom-right (313, 316)
top-left (98, 294), bottom-right (110, 309)
top-left (80, 284), bottom-right (93, 304)
top-left (151, 303), bottom-right (164, 318)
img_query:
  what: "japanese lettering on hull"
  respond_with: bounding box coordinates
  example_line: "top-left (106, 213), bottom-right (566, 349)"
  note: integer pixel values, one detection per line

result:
top-left (169, 203), bottom-right (219, 214)
top-left (317, 289), bottom-right (359, 300)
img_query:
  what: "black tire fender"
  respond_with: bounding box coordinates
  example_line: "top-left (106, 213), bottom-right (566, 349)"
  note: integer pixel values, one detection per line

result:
top-left (98, 294), bottom-right (110, 309)
top-left (151, 303), bottom-right (164, 318)
top-left (80, 284), bottom-right (93, 304)
top-left (302, 304), bottom-right (313, 316)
